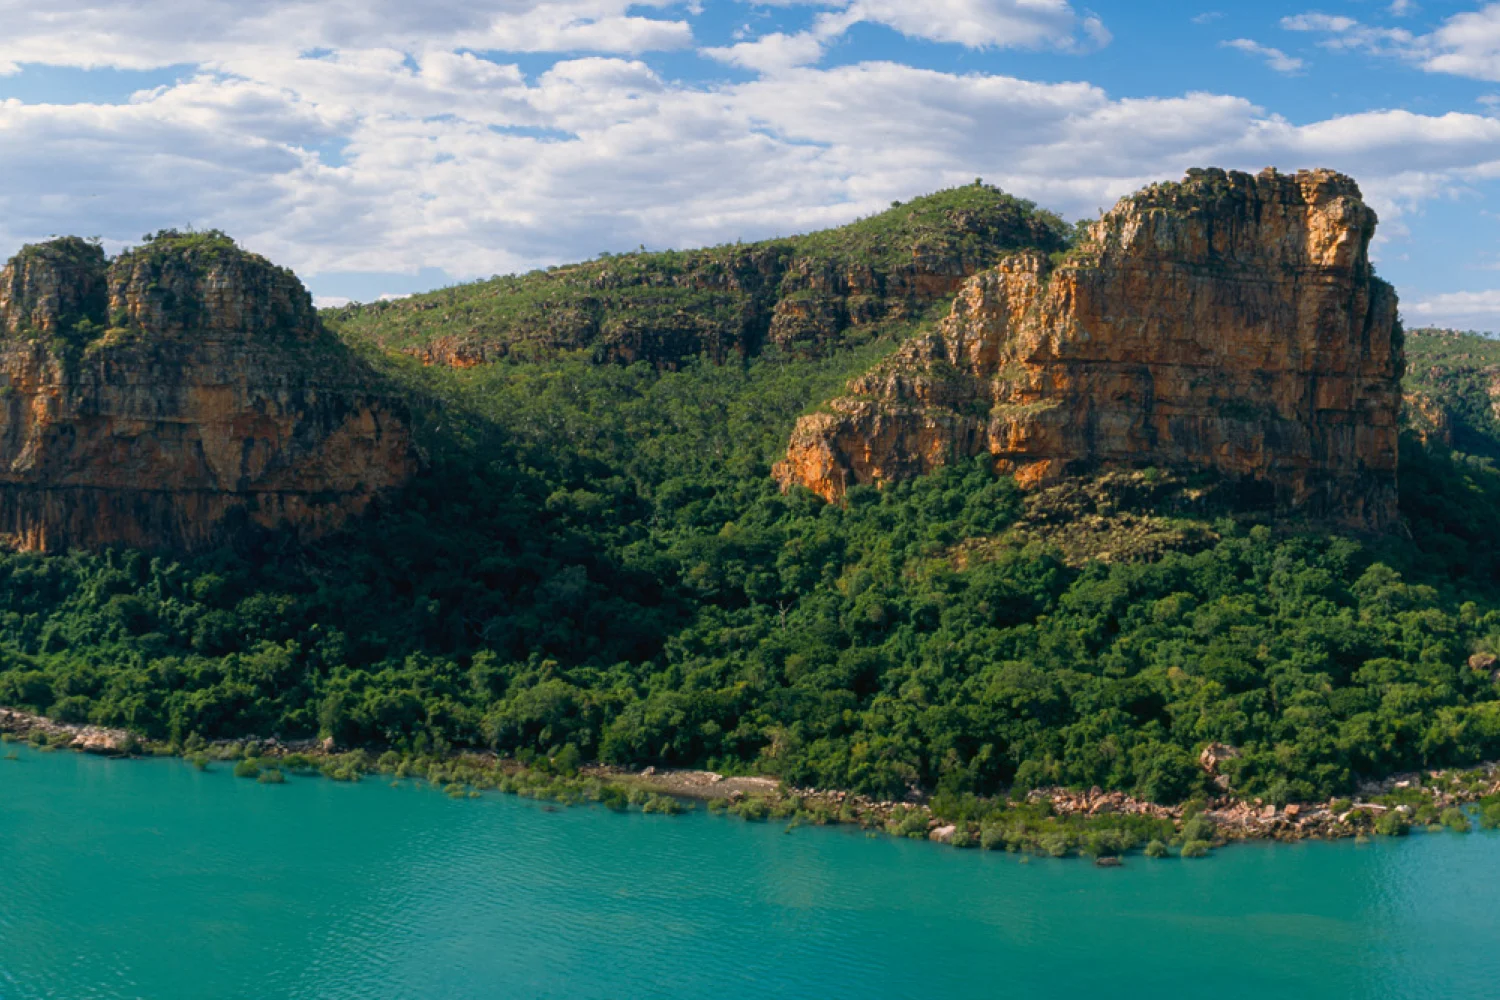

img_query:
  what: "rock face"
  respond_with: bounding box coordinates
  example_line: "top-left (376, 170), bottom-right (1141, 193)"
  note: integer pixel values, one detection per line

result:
top-left (775, 168), bottom-right (1402, 529)
top-left (0, 232), bottom-right (417, 551)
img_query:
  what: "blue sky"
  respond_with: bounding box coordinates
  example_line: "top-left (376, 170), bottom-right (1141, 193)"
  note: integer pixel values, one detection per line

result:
top-left (3, 1), bottom-right (1500, 327)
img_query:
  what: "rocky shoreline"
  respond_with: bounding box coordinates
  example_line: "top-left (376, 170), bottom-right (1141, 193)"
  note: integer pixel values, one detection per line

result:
top-left (5, 708), bottom-right (1498, 857)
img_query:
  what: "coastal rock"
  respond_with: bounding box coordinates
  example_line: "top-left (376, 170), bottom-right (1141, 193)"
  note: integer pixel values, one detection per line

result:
top-left (0, 233), bottom-right (417, 551)
top-left (774, 168), bottom-right (1402, 530)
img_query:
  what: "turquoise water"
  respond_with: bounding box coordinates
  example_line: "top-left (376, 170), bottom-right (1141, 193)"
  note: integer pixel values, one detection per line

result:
top-left (3, 747), bottom-right (1500, 999)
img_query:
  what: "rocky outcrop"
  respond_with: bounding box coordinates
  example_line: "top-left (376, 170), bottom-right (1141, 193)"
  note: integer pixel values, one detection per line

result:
top-left (0, 232), bottom-right (417, 551)
top-left (775, 168), bottom-right (1403, 530)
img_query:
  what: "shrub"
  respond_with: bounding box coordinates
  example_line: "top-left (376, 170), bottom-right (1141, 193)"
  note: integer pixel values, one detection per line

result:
top-left (257, 768), bottom-right (286, 784)
top-left (1481, 804), bottom-right (1500, 830)
top-left (1144, 839), bottom-right (1169, 858)
top-left (1179, 815), bottom-right (1216, 845)
top-left (1374, 811), bottom-right (1410, 837)
top-left (643, 794), bottom-right (684, 815)
top-left (233, 759), bottom-right (261, 779)
top-left (1440, 807), bottom-right (1471, 833)
top-left (731, 796), bottom-right (772, 821)
top-left (1180, 840), bottom-right (1211, 858)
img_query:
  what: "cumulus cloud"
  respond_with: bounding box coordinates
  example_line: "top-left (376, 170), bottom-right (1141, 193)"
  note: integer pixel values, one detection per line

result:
top-left (703, 0), bottom-right (1107, 77)
top-left (1222, 38), bottom-right (1306, 74)
top-left (1408, 289), bottom-right (1500, 325)
top-left (0, 0), bottom-right (693, 69)
top-left (2, 0), bottom-right (1500, 299)
top-left (1281, 4), bottom-right (1500, 82)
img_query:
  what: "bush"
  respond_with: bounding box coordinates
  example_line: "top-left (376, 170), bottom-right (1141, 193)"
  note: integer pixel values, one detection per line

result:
top-left (232, 759), bottom-right (261, 779)
top-left (1481, 803), bottom-right (1500, 830)
top-left (1144, 839), bottom-right (1169, 858)
top-left (1179, 815), bottom-right (1216, 845)
top-left (1180, 840), bottom-right (1211, 858)
top-left (731, 797), bottom-right (771, 821)
top-left (1440, 807), bottom-right (1471, 833)
top-left (257, 768), bottom-right (286, 784)
top-left (643, 794), bottom-right (684, 815)
top-left (1374, 811), bottom-right (1410, 837)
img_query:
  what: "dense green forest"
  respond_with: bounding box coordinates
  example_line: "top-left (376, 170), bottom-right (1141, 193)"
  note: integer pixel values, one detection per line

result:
top-left (6, 211), bottom-right (1500, 808)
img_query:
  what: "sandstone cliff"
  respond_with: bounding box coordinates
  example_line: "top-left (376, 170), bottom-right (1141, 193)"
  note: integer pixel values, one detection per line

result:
top-left (332, 184), bottom-right (1072, 369)
top-left (0, 232), bottom-right (417, 551)
top-left (775, 168), bottom-right (1402, 529)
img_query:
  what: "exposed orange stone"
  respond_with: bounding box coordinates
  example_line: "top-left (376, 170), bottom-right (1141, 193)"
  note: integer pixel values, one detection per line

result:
top-left (0, 237), bottom-right (417, 551)
top-left (774, 167), bottom-right (1402, 530)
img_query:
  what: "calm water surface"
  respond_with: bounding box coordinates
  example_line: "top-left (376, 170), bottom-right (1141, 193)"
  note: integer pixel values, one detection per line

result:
top-left (3, 745), bottom-right (1500, 999)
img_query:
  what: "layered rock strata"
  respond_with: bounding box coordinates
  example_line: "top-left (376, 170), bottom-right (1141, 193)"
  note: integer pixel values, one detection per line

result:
top-left (775, 168), bottom-right (1402, 529)
top-left (0, 233), bottom-right (417, 551)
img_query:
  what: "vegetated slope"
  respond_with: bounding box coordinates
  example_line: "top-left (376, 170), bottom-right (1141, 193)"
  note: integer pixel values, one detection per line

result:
top-left (4, 181), bottom-right (1500, 811)
top-left (328, 184), bottom-right (1071, 369)
top-left (1404, 328), bottom-right (1500, 460)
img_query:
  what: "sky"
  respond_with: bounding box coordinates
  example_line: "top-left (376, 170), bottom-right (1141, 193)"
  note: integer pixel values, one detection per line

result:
top-left (4, 2), bottom-right (1500, 328)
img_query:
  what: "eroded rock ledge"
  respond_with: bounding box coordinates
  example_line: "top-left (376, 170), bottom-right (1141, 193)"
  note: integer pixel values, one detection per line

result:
top-left (775, 168), bottom-right (1402, 530)
top-left (0, 233), bottom-right (417, 551)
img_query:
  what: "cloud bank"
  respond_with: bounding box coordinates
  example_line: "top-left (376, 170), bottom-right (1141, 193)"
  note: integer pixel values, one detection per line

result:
top-left (0, 0), bottom-right (1497, 328)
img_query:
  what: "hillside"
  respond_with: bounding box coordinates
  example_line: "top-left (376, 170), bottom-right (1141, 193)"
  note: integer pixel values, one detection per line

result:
top-left (3, 174), bottom-right (1500, 829)
top-left (328, 184), bottom-right (1072, 368)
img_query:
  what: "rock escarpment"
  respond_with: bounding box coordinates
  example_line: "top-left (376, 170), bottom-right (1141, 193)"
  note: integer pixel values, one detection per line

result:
top-left (775, 168), bottom-right (1402, 530)
top-left (0, 232), bottom-right (417, 551)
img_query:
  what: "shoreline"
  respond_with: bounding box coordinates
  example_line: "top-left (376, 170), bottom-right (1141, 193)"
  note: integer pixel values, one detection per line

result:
top-left (5, 707), bottom-right (1498, 859)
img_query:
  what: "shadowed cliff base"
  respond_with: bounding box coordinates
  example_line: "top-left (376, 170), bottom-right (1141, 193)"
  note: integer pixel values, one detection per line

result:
top-left (774, 167), bottom-right (1402, 532)
top-left (0, 231), bottom-right (418, 551)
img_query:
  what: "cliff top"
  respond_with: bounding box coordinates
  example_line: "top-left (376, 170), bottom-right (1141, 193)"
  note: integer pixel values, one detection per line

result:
top-left (327, 183), bottom-right (1074, 361)
top-left (0, 230), bottom-right (323, 346)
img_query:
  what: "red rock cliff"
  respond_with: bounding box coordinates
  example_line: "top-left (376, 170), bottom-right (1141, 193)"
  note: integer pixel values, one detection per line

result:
top-left (0, 233), bottom-right (418, 551)
top-left (774, 168), bottom-right (1402, 529)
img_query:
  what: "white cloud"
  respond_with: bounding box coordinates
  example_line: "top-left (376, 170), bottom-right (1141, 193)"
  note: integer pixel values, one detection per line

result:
top-left (703, 30), bottom-right (829, 73)
top-left (0, 0), bottom-right (693, 70)
top-left (1408, 289), bottom-right (1500, 325)
top-left (1279, 5), bottom-right (1500, 82)
top-left (703, 0), bottom-right (1106, 77)
top-left (1389, 0), bottom-right (1417, 15)
top-left (1223, 38), bottom-right (1306, 74)
top-left (2, 1), bottom-right (1500, 300)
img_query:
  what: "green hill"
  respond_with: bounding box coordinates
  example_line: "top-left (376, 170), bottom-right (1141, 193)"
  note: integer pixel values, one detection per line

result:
top-left (4, 197), bottom-right (1500, 830)
top-left (328, 184), bottom-right (1071, 368)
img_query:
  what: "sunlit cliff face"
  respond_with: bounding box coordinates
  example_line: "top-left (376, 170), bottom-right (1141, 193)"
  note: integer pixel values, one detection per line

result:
top-left (0, 234), bottom-right (417, 551)
top-left (777, 167), bottom-right (1402, 531)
